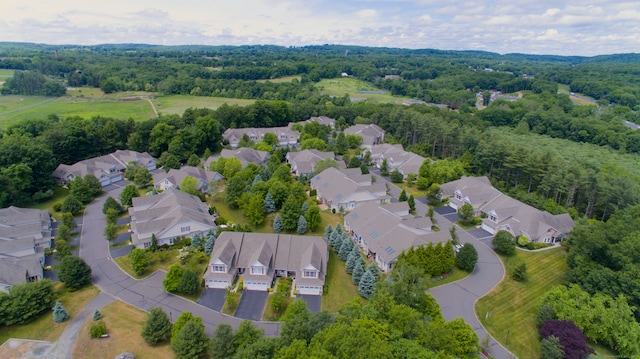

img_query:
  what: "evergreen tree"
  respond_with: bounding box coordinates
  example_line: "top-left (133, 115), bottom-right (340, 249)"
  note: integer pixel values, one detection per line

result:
top-left (398, 189), bottom-right (408, 202)
top-left (177, 270), bottom-right (200, 295)
top-left (92, 308), bottom-right (102, 321)
top-left (52, 301), bottom-right (69, 323)
top-left (380, 158), bottom-right (389, 175)
top-left (296, 215), bottom-right (308, 234)
top-left (301, 202), bottom-right (309, 213)
top-left (324, 224), bottom-right (333, 239)
top-left (345, 245), bottom-right (360, 274)
top-left (190, 233), bottom-right (203, 251)
top-left (338, 236), bottom-right (353, 261)
top-left (102, 196), bottom-right (124, 214)
top-left (455, 243), bottom-right (478, 272)
top-left (358, 270), bottom-right (376, 299)
top-left (150, 233), bottom-right (159, 252)
top-left (171, 320), bottom-right (209, 359)
top-left (61, 195), bottom-right (83, 215)
top-left (281, 195), bottom-right (301, 230)
top-left (209, 323), bottom-right (236, 359)
top-left (171, 312), bottom-right (202, 341)
top-left (204, 229), bottom-right (216, 255)
top-left (408, 195), bottom-right (416, 212)
top-left (367, 262), bottom-right (382, 281)
top-left (263, 192), bottom-right (276, 213)
top-left (58, 256), bottom-right (92, 290)
top-left (329, 226), bottom-right (342, 249)
top-left (442, 241), bottom-right (456, 273)
top-left (273, 214), bottom-right (283, 233)
top-left (352, 259), bottom-right (365, 285)
top-left (141, 307), bottom-right (172, 345)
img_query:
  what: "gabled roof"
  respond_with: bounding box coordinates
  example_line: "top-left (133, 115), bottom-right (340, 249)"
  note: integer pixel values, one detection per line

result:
top-left (53, 150), bottom-right (156, 182)
top-left (287, 149), bottom-right (335, 175)
top-left (344, 124), bottom-right (385, 146)
top-left (310, 167), bottom-right (388, 207)
top-left (129, 189), bottom-right (216, 244)
top-left (153, 166), bottom-right (223, 191)
top-left (0, 207), bottom-right (51, 250)
top-left (222, 127), bottom-right (300, 145)
top-left (219, 148), bottom-right (269, 167)
top-left (0, 252), bottom-right (42, 286)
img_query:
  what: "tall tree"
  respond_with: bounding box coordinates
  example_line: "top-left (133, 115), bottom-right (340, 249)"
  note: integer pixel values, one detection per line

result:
top-left (204, 229), bottom-right (216, 255)
top-left (58, 256), bottom-right (92, 290)
top-left (263, 192), bottom-right (276, 213)
top-left (296, 215), bottom-right (308, 234)
top-left (273, 214), bottom-right (283, 233)
top-left (141, 307), bottom-right (172, 345)
top-left (171, 320), bottom-right (209, 359)
top-left (119, 184), bottom-right (139, 206)
top-left (358, 269), bottom-right (377, 299)
top-left (209, 323), bottom-right (236, 359)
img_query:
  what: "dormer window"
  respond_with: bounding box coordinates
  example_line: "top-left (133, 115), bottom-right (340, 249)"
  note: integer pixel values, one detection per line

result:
top-left (251, 266), bottom-right (265, 275)
top-left (303, 270), bottom-right (317, 278)
top-left (489, 212), bottom-right (497, 222)
top-left (212, 264), bottom-right (226, 273)
top-left (181, 226), bottom-right (191, 233)
top-left (455, 191), bottom-right (462, 200)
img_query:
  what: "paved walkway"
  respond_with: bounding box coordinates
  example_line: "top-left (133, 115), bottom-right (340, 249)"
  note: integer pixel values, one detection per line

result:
top-left (78, 183), bottom-right (280, 336)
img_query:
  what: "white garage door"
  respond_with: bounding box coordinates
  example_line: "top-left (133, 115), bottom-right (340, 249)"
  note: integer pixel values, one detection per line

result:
top-left (481, 223), bottom-right (496, 234)
top-left (245, 281), bottom-right (269, 291)
top-left (296, 285), bottom-right (321, 295)
top-left (206, 279), bottom-right (230, 289)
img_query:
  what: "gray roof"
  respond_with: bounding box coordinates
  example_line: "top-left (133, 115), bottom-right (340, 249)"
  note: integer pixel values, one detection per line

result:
top-left (0, 206), bottom-right (51, 250)
top-left (205, 232), bottom-right (327, 285)
top-left (153, 166), bottom-right (223, 191)
top-left (53, 150), bottom-right (156, 183)
top-left (306, 116), bottom-right (336, 128)
top-left (203, 232), bottom-right (243, 282)
top-left (344, 124), bottom-right (385, 147)
top-left (286, 149), bottom-right (335, 175)
top-left (441, 176), bottom-right (575, 241)
top-left (0, 251), bottom-right (43, 286)
top-left (129, 189), bottom-right (216, 245)
top-left (310, 167), bottom-right (388, 209)
top-left (216, 148), bottom-right (270, 167)
top-left (368, 144), bottom-right (426, 176)
top-left (223, 127), bottom-right (300, 147)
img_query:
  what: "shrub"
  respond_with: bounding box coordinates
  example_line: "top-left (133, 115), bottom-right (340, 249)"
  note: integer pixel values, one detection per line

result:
top-left (510, 258), bottom-right (528, 282)
top-left (237, 277), bottom-right (244, 291)
top-left (52, 301), bottom-right (69, 323)
top-left (516, 236), bottom-right (529, 247)
top-left (537, 304), bottom-right (556, 328)
top-left (53, 203), bottom-right (62, 212)
top-left (92, 308), bottom-right (103, 321)
top-left (89, 321), bottom-right (107, 338)
top-left (492, 230), bottom-right (516, 256)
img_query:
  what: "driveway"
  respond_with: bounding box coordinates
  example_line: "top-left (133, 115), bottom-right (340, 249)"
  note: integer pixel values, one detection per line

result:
top-left (235, 291), bottom-right (269, 321)
top-left (198, 288), bottom-right (226, 312)
top-left (109, 245), bottom-right (132, 258)
top-left (297, 295), bottom-right (321, 313)
top-left (78, 182), bottom-right (280, 336)
top-left (468, 228), bottom-right (493, 240)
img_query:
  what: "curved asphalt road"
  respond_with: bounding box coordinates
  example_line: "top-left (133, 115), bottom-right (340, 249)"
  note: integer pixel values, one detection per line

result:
top-left (78, 183), bottom-right (280, 336)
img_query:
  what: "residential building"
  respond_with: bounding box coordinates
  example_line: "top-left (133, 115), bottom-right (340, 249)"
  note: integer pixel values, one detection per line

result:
top-left (222, 127), bottom-right (300, 149)
top-left (53, 150), bottom-right (157, 187)
top-left (343, 202), bottom-right (448, 273)
top-left (204, 232), bottom-right (328, 295)
top-left (206, 148), bottom-right (270, 169)
top-left (286, 149), bottom-right (335, 177)
top-left (0, 207), bottom-right (52, 291)
top-left (440, 176), bottom-right (575, 243)
top-left (153, 166), bottom-right (223, 193)
top-left (344, 124), bottom-right (385, 149)
top-left (129, 189), bottom-right (216, 249)
top-left (368, 144), bottom-right (426, 179)
top-left (305, 116), bottom-right (336, 129)
top-left (310, 167), bottom-right (389, 212)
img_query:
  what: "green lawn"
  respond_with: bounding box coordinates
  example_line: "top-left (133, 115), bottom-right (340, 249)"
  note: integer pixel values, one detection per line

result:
top-left (26, 186), bottom-right (70, 221)
top-left (66, 87), bottom-right (106, 98)
top-left (394, 182), bottom-right (425, 198)
top-left (114, 248), bottom-right (179, 279)
top-left (322, 249), bottom-right (363, 313)
top-left (153, 94), bottom-right (255, 116)
top-left (0, 284), bottom-right (100, 345)
top-left (257, 75), bottom-right (301, 83)
top-left (475, 247), bottom-right (568, 358)
top-left (316, 78), bottom-right (413, 104)
top-left (0, 95), bottom-right (155, 127)
top-left (430, 268), bottom-right (470, 288)
top-left (0, 69), bottom-right (14, 79)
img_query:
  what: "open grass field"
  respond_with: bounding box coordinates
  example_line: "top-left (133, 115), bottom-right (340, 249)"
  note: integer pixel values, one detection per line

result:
top-left (153, 95), bottom-right (255, 116)
top-left (475, 247), bottom-right (568, 358)
top-left (256, 75), bottom-right (301, 83)
top-left (66, 87), bottom-right (106, 98)
top-left (322, 249), bottom-right (363, 313)
top-left (26, 186), bottom-right (70, 221)
top-left (73, 300), bottom-right (175, 359)
top-left (316, 77), bottom-right (413, 104)
top-left (0, 284), bottom-right (100, 345)
top-left (0, 95), bottom-right (155, 127)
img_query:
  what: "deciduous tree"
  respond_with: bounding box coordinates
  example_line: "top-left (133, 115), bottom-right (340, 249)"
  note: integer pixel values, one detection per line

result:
top-left (58, 255), bottom-right (92, 290)
top-left (141, 307), bottom-right (172, 345)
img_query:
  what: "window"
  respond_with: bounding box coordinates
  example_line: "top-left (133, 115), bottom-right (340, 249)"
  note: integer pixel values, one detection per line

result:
top-left (169, 238), bottom-right (174, 245)
top-left (303, 270), bottom-right (317, 278)
top-left (143, 242), bottom-right (151, 248)
top-left (251, 267), bottom-right (265, 275)
top-left (181, 226), bottom-right (190, 233)
top-left (489, 214), bottom-right (497, 222)
top-left (212, 265), bottom-right (226, 273)
top-left (455, 191), bottom-right (462, 200)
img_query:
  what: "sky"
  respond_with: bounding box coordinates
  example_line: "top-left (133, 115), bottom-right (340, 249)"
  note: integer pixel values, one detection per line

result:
top-left (1, 0), bottom-right (639, 56)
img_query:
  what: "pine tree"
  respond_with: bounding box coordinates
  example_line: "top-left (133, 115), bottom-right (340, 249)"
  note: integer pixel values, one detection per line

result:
top-left (352, 259), bottom-right (365, 285)
top-left (297, 215), bottom-right (308, 234)
top-left (150, 233), bottom-right (159, 252)
top-left (204, 229), bottom-right (216, 255)
top-left (324, 224), bottom-right (333, 239)
top-left (281, 195), bottom-right (301, 230)
top-left (306, 205), bottom-right (322, 232)
top-left (329, 227), bottom-right (342, 249)
top-left (345, 245), bottom-right (360, 274)
top-left (442, 241), bottom-right (456, 273)
top-left (263, 192), bottom-right (276, 213)
top-left (171, 320), bottom-right (209, 359)
top-left (52, 301), bottom-right (69, 323)
top-left (273, 214), bottom-right (283, 233)
top-left (338, 236), bottom-right (353, 261)
top-left (358, 270), bottom-right (376, 299)
top-left (141, 307), bottom-right (172, 345)
top-left (399, 189), bottom-right (408, 202)
top-left (408, 195), bottom-right (416, 212)
top-left (433, 242), bottom-right (445, 275)
top-left (92, 308), bottom-right (103, 321)
top-left (301, 202), bottom-right (309, 214)
top-left (190, 233), bottom-right (203, 251)
top-left (366, 262), bottom-right (382, 281)
top-left (177, 269), bottom-right (200, 295)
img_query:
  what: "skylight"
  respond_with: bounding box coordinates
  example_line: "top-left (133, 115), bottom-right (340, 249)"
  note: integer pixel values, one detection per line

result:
top-left (385, 246), bottom-right (395, 255)
top-left (370, 230), bottom-right (378, 238)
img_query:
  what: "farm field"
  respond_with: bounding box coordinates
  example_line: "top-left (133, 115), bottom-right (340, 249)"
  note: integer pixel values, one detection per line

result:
top-left (153, 94), bottom-right (255, 116)
top-left (256, 75), bottom-right (301, 83)
top-left (316, 77), bottom-right (413, 104)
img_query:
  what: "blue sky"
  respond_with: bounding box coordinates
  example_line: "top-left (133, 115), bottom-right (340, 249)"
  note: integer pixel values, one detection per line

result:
top-left (1, 0), bottom-right (638, 56)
